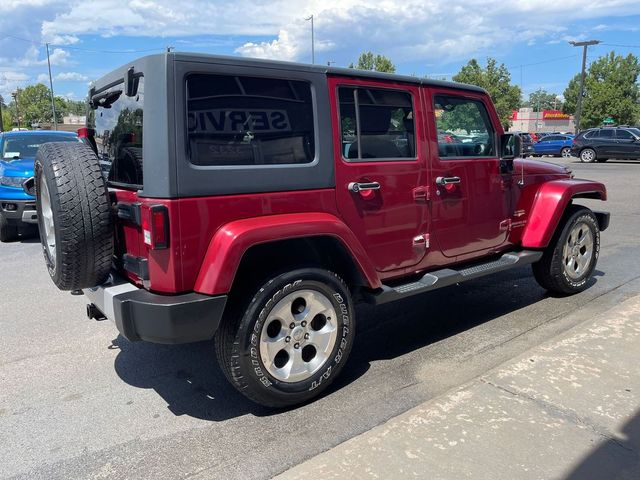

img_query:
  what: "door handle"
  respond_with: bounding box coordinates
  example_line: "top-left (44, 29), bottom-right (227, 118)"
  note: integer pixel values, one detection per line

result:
top-left (435, 176), bottom-right (461, 186)
top-left (348, 181), bottom-right (381, 193)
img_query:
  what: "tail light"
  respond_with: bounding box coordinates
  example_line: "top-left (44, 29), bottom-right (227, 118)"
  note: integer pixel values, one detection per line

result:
top-left (444, 135), bottom-right (453, 143)
top-left (141, 204), bottom-right (169, 249)
top-left (572, 138), bottom-right (577, 145)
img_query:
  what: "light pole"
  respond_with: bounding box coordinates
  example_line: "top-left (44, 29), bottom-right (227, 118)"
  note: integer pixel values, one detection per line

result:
top-left (12, 90), bottom-right (20, 130)
top-left (305, 15), bottom-right (315, 64)
top-left (46, 43), bottom-right (57, 130)
top-left (569, 40), bottom-right (600, 134)
top-left (0, 94), bottom-right (4, 132)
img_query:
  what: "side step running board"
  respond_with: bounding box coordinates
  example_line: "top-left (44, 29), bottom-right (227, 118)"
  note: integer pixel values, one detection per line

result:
top-left (367, 250), bottom-right (543, 305)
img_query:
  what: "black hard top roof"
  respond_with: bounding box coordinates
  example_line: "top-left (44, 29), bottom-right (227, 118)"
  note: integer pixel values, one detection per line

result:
top-left (96, 52), bottom-right (487, 95)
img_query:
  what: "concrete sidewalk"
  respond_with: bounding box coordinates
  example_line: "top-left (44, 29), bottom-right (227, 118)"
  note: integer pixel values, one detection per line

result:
top-left (277, 295), bottom-right (640, 480)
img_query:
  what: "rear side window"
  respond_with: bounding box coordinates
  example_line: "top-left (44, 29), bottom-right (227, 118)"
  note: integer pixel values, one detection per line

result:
top-left (598, 129), bottom-right (614, 138)
top-left (433, 95), bottom-right (495, 158)
top-left (89, 78), bottom-right (144, 189)
top-left (338, 86), bottom-right (415, 160)
top-left (186, 74), bottom-right (315, 166)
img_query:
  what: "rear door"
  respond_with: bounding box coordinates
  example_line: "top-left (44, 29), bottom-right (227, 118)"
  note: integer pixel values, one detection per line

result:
top-left (595, 129), bottom-right (616, 157)
top-left (330, 77), bottom-right (429, 272)
top-left (427, 89), bottom-right (512, 258)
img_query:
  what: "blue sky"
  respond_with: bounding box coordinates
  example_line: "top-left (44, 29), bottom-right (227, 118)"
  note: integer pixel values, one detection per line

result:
top-left (1, 1), bottom-right (639, 104)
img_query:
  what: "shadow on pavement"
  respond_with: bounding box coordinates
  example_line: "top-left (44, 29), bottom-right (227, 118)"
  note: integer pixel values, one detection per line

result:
top-left (565, 409), bottom-right (640, 480)
top-left (112, 266), bottom-right (602, 421)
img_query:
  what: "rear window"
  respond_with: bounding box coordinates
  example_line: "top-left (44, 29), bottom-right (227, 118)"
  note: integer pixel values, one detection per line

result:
top-left (2, 134), bottom-right (79, 159)
top-left (88, 77), bottom-right (144, 189)
top-left (186, 74), bottom-right (315, 166)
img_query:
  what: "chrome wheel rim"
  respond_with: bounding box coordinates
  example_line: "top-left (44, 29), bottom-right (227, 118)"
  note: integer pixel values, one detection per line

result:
top-left (581, 149), bottom-right (595, 162)
top-left (39, 174), bottom-right (56, 263)
top-left (561, 148), bottom-right (571, 158)
top-left (259, 289), bottom-right (338, 383)
top-left (562, 222), bottom-right (594, 280)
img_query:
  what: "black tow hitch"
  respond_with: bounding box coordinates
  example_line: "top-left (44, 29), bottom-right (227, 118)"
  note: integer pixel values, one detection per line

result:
top-left (86, 303), bottom-right (107, 321)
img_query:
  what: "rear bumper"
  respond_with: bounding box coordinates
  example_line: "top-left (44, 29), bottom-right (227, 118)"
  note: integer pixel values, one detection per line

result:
top-left (1, 199), bottom-right (37, 224)
top-left (84, 274), bottom-right (227, 344)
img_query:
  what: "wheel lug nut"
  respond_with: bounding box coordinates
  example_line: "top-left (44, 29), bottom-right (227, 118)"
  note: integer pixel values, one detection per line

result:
top-left (285, 336), bottom-right (291, 343)
top-left (304, 333), bottom-right (309, 340)
top-left (294, 343), bottom-right (300, 349)
top-left (301, 321), bottom-right (307, 327)
top-left (289, 323), bottom-right (295, 329)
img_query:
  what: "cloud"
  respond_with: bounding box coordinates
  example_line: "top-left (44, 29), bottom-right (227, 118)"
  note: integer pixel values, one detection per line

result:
top-left (55, 71), bottom-right (89, 81)
top-left (36, 0), bottom-right (640, 65)
top-left (0, 70), bottom-right (29, 100)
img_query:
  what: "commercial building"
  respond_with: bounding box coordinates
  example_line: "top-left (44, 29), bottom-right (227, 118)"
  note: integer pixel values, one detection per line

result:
top-left (509, 107), bottom-right (575, 133)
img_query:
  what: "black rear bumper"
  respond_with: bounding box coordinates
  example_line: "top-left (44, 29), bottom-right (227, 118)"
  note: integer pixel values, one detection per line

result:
top-left (84, 276), bottom-right (227, 344)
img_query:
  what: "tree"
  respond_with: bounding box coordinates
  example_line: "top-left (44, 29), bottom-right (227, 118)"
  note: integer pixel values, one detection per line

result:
top-left (523, 89), bottom-right (561, 111)
top-left (0, 94), bottom-right (8, 131)
top-left (349, 52), bottom-right (396, 73)
top-left (452, 58), bottom-right (522, 128)
top-left (563, 51), bottom-right (640, 128)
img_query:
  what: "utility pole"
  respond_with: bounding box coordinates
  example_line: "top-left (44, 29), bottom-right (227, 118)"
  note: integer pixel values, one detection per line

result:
top-left (0, 94), bottom-right (4, 132)
top-left (12, 90), bottom-right (21, 130)
top-left (46, 43), bottom-right (57, 130)
top-left (569, 40), bottom-right (600, 134)
top-left (305, 15), bottom-right (315, 64)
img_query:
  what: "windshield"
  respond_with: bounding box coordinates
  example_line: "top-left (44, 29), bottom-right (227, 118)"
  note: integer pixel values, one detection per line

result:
top-left (2, 134), bottom-right (79, 159)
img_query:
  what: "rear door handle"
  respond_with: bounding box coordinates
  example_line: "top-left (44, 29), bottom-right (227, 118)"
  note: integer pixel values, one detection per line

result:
top-left (348, 182), bottom-right (381, 193)
top-left (435, 176), bottom-right (461, 186)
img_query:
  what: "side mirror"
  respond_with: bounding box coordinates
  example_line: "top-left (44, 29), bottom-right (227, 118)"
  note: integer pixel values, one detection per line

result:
top-left (500, 133), bottom-right (522, 160)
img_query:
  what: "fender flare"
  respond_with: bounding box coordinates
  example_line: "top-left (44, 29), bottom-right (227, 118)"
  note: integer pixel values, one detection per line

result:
top-left (193, 212), bottom-right (381, 295)
top-left (521, 179), bottom-right (607, 248)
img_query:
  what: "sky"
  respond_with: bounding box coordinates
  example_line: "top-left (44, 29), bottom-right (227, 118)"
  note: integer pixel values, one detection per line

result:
top-left (1, 0), bottom-right (640, 104)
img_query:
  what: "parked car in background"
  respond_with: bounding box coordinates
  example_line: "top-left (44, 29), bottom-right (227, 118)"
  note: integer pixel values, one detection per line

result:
top-left (0, 130), bottom-right (80, 241)
top-left (510, 132), bottom-right (534, 156)
top-left (571, 127), bottom-right (640, 163)
top-left (532, 134), bottom-right (574, 158)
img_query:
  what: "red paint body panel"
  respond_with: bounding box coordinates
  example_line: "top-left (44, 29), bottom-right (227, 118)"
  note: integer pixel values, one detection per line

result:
top-left (520, 179), bottom-right (607, 248)
top-left (193, 212), bottom-right (380, 295)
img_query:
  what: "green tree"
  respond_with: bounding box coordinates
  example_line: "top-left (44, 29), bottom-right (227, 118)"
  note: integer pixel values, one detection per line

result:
top-left (563, 51), bottom-right (640, 128)
top-left (523, 89), bottom-right (561, 111)
top-left (0, 94), bottom-right (10, 131)
top-left (452, 58), bottom-right (522, 128)
top-left (349, 51), bottom-right (396, 73)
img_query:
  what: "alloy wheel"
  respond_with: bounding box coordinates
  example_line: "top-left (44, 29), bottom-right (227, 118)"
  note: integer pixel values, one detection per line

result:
top-left (562, 221), bottom-right (594, 280)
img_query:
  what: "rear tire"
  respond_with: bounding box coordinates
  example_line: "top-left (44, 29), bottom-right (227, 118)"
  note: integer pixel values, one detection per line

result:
top-left (215, 268), bottom-right (355, 408)
top-left (532, 206), bottom-right (599, 295)
top-left (560, 147), bottom-right (572, 158)
top-left (579, 148), bottom-right (597, 163)
top-left (0, 214), bottom-right (19, 242)
top-left (35, 142), bottom-right (114, 291)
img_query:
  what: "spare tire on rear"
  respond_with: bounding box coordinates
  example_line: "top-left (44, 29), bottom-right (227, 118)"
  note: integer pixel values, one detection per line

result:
top-left (35, 142), bottom-right (114, 291)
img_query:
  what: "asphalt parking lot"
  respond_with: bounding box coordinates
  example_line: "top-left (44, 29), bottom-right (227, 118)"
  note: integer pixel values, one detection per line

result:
top-left (1, 156), bottom-right (639, 480)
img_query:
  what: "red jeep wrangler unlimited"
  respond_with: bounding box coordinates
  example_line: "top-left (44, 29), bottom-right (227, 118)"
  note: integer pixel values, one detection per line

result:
top-left (35, 53), bottom-right (609, 407)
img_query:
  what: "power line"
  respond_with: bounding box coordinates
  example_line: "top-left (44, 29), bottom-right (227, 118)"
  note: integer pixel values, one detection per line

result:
top-left (1, 34), bottom-right (164, 54)
top-left (601, 43), bottom-right (640, 49)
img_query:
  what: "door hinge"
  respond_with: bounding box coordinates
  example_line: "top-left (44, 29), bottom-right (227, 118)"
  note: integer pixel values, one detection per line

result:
top-left (413, 186), bottom-right (430, 203)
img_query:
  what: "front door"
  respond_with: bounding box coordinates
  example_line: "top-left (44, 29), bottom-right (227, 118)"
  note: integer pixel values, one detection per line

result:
top-left (614, 129), bottom-right (640, 159)
top-left (331, 77), bottom-right (429, 272)
top-left (427, 89), bottom-right (512, 259)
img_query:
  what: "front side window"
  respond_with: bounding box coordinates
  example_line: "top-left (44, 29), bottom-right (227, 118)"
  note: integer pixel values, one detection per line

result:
top-left (616, 129), bottom-right (635, 140)
top-left (89, 77), bottom-right (144, 188)
top-left (338, 86), bottom-right (415, 160)
top-left (434, 95), bottom-right (495, 158)
top-left (186, 74), bottom-right (315, 166)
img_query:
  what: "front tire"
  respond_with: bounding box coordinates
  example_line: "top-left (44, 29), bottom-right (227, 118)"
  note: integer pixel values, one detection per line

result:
top-left (215, 268), bottom-right (355, 408)
top-left (532, 206), bottom-right (600, 295)
top-left (580, 148), bottom-right (597, 163)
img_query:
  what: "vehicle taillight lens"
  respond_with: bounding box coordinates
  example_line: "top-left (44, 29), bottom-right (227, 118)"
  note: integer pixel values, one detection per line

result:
top-left (572, 138), bottom-right (577, 145)
top-left (141, 205), bottom-right (169, 249)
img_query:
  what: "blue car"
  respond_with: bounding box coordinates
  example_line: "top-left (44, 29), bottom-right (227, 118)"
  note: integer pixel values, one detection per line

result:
top-left (532, 134), bottom-right (575, 158)
top-left (0, 130), bottom-right (80, 241)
